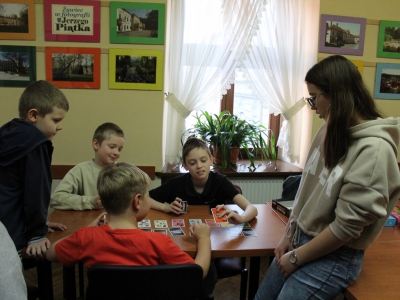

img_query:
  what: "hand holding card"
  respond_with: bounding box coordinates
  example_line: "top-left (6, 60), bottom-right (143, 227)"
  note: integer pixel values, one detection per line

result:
top-left (181, 201), bottom-right (188, 213)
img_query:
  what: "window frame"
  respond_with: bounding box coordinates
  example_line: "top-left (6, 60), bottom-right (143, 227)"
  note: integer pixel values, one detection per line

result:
top-left (221, 83), bottom-right (280, 154)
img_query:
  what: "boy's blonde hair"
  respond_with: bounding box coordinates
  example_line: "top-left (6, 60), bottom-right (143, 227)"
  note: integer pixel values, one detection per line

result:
top-left (182, 138), bottom-right (212, 164)
top-left (18, 80), bottom-right (69, 119)
top-left (93, 122), bottom-right (124, 146)
top-left (97, 162), bottom-right (150, 215)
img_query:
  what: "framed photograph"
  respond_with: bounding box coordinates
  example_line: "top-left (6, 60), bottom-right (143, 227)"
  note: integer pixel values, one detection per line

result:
top-left (0, 0), bottom-right (35, 40)
top-left (44, 0), bottom-right (100, 42)
top-left (377, 20), bottom-right (400, 59)
top-left (110, 2), bottom-right (165, 45)
top-left (0, 45), bottom-right (36, 87)
top-left (108, 48), bottom-right (164, 90)
top-left (374, 63), bottom-right (400, 100)
top-left (318, 14), bottom-right (366, 56)
top-left (45, 46), bottom-right (100, 89)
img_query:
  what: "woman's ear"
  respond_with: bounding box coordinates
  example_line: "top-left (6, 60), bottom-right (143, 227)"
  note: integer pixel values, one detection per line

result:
top-left (27, 109), bottom-right (38, 124)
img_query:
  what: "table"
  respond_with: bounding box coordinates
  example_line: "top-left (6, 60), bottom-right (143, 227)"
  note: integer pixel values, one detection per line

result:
top-left (156, 160), bottom-right (303, 184)
top-left (44, 204), bottom-right (286, 300)
top-left (267, 201), bottom-right (400, 300)
top-left (344, 226), bottom-right (400, 300)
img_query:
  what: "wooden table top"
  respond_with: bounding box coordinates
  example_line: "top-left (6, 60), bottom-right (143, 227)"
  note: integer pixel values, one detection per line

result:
top-left (47, 204), bottom-right (286, 258)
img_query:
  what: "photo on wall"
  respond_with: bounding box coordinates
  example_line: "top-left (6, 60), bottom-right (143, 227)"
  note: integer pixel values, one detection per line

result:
top-left (374, 62), bottom-right (400, 100)
top-left (110, 2), bottom-right (165, 44)
top-left (45, 46), bottom-right (100, 89)
top-left (318, 14), bottom-right (366, 56)
top-left (108, 48), bottom-right (164, 90)
top-left (0, 45), bottom-right (36, 87)
top-left (377, 20), bottom-right (400, 59)
top-left (0, 0), bottom-right (35, 40)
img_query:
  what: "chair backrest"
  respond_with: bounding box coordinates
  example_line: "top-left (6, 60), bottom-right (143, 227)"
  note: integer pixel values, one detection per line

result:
top-left (86, 264), bottom-right (204, 300)
top-left (225, 184), bottom-right (242, 204)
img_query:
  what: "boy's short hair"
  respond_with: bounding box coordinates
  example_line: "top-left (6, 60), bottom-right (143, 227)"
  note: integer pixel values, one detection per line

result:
top-left (18, 80), bottom-right (69, 119)
top-left (182, 138), bottom-right (211, 164)
top-left (97, 162), bottom-right (150, 215)
top-left (93, 123), bottom-right (124, 146)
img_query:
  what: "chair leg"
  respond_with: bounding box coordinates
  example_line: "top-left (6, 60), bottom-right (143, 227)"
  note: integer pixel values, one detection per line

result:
top-left (240, 268), bottom-right (248, 300)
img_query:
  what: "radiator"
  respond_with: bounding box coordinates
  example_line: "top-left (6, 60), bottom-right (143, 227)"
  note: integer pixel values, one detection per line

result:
top-left (230, 178), bottom-right (283, 204)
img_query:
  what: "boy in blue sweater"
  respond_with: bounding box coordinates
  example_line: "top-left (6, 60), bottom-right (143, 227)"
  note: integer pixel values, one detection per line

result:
top-left (0, 80), bottom-right (69, 259)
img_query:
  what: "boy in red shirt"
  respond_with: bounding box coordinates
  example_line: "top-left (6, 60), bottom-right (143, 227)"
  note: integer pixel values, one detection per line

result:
top-left (45, 162), bottom-right (211, 279)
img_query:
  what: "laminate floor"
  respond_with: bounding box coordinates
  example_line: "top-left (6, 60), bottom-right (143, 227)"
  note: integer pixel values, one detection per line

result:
top-left (24, 256), bottom-right (270, 300)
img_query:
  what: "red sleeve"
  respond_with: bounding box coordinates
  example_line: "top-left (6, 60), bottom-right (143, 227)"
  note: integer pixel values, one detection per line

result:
top-left (55, 231), bottom-right (85, 267)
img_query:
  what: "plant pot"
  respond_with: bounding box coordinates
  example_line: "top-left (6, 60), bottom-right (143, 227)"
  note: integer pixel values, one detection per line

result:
top-left (212, 145), bottom-right (240, 165)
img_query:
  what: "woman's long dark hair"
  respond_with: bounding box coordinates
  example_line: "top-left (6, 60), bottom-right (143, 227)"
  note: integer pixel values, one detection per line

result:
top-left (305, 55), bottom-right (383, 170)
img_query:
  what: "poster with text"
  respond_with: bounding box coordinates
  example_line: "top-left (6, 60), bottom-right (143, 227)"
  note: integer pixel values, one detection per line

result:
top-left (44, 0), bottom-right (100, 42)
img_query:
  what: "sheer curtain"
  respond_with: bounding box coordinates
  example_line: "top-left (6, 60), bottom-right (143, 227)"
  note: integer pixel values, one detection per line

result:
top-left (163, 0), bottom-right (265, 164)
top-left (241, 0), bottom-right (320, 164)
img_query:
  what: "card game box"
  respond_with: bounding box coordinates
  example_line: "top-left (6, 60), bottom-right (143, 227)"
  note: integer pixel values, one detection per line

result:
top-left (390, 207), bottom-right (400, 227)
top-left (384, 216), bottom-right (396, 227)
top-left (271, 200), bottom-right (293, 217)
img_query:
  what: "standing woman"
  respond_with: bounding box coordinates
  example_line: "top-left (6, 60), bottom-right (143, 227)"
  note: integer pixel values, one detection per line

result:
top-left (255, 55), bottom-right (400, 299)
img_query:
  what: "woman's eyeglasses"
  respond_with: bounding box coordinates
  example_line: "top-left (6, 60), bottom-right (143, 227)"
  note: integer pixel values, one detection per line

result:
top-left (304, 91), bottom-right (324, 108)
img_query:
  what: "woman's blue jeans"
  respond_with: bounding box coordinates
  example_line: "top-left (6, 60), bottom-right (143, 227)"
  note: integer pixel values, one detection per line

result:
top-left (254, 231), bottom-right (364, 300)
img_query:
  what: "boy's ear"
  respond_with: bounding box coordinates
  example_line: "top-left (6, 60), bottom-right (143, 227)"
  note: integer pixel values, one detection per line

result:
top-left (132, 193), bottom-right (142, 211)
top-left (27, 109), bottom-right (38, 123)
top-left (92, 139), bottom-right (100, 151)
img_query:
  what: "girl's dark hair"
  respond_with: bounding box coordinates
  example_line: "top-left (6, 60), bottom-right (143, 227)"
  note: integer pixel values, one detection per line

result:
top-left (305, 55), bottom-right (382, 170)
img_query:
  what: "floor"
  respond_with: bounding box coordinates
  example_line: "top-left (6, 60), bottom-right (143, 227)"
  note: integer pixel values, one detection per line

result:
top-left (24, 257), bottom-right (270, 300)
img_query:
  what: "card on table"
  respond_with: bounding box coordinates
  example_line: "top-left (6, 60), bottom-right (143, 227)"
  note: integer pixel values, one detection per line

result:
top-left (205, 219), bottom-right (221, 227)
top-left (226, 227), bottom-right (243, 237)
top-left (172, 219), bottom-right (185, 227)
top-left (189, 219), bottom-right (202, 225)
top-left (181, 201), bottom-right (188, 213)
top-left (138, 219), bottom-right (151, 228)
top-left (154, 220), bottom-right (168, 228)
top-left (140, 228), bottom-right (152, 232)
top-left (211, 208), bottom-right (228, 223)
top-left (169, 227), bottom-right (185, 236)
top-left (154, 229), bottom-right (168, 235)
top-left (242, 228), bottom-right (257, 237)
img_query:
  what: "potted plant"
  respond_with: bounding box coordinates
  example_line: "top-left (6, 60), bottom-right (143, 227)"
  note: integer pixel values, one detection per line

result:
top-left (182, 110), bottom-right (277, 171)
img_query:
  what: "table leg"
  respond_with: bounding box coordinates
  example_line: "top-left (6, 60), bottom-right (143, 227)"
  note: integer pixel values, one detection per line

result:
top-left (248, 256), bottom-right (261, 300)
top-left (37, 260), bottom-right (54, 300)
top-left (63, 265), bottom-right (76, 300)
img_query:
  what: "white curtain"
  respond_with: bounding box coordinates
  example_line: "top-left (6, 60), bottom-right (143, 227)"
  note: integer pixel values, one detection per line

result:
top-left (240, 0), bottom-right (320, 164)
top-left (163, 0), bottom-right (265, 164)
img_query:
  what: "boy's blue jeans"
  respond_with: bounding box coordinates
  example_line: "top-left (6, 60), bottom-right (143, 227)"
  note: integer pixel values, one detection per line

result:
top-left (254, 231), bottom-right (364, 300)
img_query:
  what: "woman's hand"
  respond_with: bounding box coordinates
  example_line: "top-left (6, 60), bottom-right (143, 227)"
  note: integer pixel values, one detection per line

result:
top-left (274, 234), bottom-right (291, 261)
top-left (277, 251), bottom-right (299, 278)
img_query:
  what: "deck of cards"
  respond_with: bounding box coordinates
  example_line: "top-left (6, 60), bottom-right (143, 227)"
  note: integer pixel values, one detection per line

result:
top-left (181, 201), bottom-right (187, 213)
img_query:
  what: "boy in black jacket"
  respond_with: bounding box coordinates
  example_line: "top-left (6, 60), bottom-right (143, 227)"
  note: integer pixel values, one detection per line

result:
top-left (0, 80), bottom-right (69, 259)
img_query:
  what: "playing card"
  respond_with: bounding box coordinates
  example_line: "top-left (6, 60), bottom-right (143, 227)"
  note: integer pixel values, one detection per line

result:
top-left (220, 222), bottom-right (237, 228)
top-left (137, 219), bottom-right (151, 228)
top-left (211, 208), bottom-right (227, 223)
top-left (154, 220), bottom-right (168, 228)
top-left (172, 219), bottom-right (185, 227)
top-left (189, 219), bottom-right (202, 224)
top-left (242, 222), bottom-right (252, 228)
top-left (140, 228), bottom-right (152, 232)
top-left (181, 201), bottom-right (188, 213)
top-left (226, 227), bottom-right (243, 237)
top-left (169, 227), bottom-right (185, 236)
top-left (154, 229), bottom-right (168, 235)
top-left (242, 228), bottom-right (257, 237)
top-left (205, 219), bottom-right (221, 227)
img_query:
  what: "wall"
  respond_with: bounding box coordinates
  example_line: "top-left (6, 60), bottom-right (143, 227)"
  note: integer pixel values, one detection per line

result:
top-left (0, 0), bottom-right (166, 173)
top-left (315, 0), bottom-right (400, 164)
